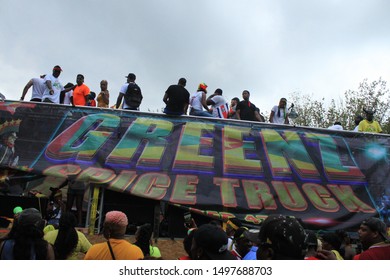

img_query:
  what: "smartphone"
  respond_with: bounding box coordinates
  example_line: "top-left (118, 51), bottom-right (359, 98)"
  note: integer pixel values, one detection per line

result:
top-left (184, 212), bottom-right (192, 227)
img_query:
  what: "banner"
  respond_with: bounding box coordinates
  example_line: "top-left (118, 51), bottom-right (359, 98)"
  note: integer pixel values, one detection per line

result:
top-left (0, 101), bottom-right (389, 230)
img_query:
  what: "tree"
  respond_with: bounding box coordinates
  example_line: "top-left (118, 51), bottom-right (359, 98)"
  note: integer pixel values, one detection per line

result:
top-left (288, 92), bottom-right (328, 128)
top-left (288, 78), bottom-right (390, 133)
top-left (343, 78), bottom-right (390, 130)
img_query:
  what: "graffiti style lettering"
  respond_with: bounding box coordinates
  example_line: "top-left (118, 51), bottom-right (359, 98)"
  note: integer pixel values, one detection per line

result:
top-left (46, 114), bottom-right (119, 162)
top-left (170, 175), bottom-right (198, 205)
top-left (222, 126), bottom-right (263, 177)
top-left (173, 122), bottom-right (215, 173)
top-left (130, 172), bottom-right (170, 200)
top-left (106, 118), bottom-right (173, 169)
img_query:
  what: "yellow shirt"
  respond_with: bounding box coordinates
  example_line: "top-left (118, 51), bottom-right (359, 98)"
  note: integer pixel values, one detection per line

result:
top-left (84, 238), bottom-right (144, 260)
top-left (44, 229), bottom-right (92, 260)
top-left (358, 120), bottom-right (382, 133)
top-left (332, 249), bottom-right (344, 260)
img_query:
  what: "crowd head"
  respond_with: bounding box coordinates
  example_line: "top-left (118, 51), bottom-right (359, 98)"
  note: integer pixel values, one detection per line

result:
top-left (256, 214), bottom-right (307, 260)
top-left (359, 217), bottom-right (389, 250)
top-left (197, 83), bottom-right (208, 93)
top-left (103, 210), bottom-right (128, 239)
top-left (191, 223), bottom-right (236, 260)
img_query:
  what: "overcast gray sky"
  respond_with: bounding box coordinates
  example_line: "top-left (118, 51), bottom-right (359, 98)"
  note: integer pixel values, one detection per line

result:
top-left (1, 0), bottom-right (389, 115)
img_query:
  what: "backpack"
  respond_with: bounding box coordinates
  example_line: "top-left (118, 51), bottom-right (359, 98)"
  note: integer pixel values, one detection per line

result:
top-left (124, 83), bottom-right (143, 109)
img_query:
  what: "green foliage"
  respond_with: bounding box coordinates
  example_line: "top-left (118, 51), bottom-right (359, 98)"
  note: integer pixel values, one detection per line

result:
top-left (288, 78), bottom-right (390, 133)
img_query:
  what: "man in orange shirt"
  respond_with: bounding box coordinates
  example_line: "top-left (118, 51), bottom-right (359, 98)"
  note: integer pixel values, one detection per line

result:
top-left (71, 74), bottom-right (90, 106)
top-left (84, 211), bottom-right (144, 260)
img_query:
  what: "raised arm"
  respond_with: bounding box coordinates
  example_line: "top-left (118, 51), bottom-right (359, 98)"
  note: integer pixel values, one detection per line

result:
top-left (21, 79), bottom-right (33, 100)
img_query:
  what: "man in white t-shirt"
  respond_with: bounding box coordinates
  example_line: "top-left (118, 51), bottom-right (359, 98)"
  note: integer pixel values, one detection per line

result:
top-left (20, 74), bottom-right (47, 102)
top-left (328, 121), bottom-right (344, 130)
top-left (206, 88), bottom-right (229, 118)
top-left (115, 73), bottom-right (142, 110)
top-left (42, 65), bottom-right (66, 104)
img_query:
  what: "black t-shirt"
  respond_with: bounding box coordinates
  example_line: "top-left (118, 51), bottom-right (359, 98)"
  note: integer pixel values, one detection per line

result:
top-left (165, 85), bottom-right (190, 113)
top-left (236, 100), bottom-right (259, 121)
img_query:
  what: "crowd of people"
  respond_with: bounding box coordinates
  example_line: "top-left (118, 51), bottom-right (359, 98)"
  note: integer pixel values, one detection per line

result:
top-left (0, 206), bottom-right (389, 260)
top-left (19, 65), bottom-right (383, 133)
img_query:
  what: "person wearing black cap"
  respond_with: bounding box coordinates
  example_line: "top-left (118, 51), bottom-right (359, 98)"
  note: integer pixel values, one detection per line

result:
top-left (116, 73), bottom-right (143, 111)
top-left (358, 108), bottom-right (382, 133)
top-left (191, 224), bottom-right (236, 260)
top-left (355, 217), bottom-right (390, 259)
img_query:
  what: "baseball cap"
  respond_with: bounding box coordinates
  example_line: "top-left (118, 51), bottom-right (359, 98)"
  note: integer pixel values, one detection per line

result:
top-left (363, 108), bottom-right (375, 115)
top-left (258, 214), bottom-right (307, 259)
top-left (361, 217), bottom-right (389, 241)
top-left (53, 65), bottom-right (62, 72)
top-left (194, 224), bottom-right (236, 260)
top-left (13, 206), bottom-right (23, 215)
top-left (125, 73), bottom-right (136, 79)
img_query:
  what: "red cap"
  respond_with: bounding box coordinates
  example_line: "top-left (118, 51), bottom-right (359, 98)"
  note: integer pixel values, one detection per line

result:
top-left (53, 65), bottom-right (62, 72)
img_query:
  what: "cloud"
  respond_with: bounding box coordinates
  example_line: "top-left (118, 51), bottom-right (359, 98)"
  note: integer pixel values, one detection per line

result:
top-left (0, 0), bottom-right (390, 116)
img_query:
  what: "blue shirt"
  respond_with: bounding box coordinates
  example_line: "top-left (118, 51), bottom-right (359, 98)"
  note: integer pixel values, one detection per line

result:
top-left (243, 246), bottom-right (258, 260)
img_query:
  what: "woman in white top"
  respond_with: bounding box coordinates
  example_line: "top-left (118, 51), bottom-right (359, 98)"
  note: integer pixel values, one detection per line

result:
top-left (269, 97), bottom-right (289, 124)
top-left (189, 83), bottom-right (213, 117)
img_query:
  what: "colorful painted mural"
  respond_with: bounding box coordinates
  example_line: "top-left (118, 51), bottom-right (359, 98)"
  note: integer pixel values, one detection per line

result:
top-left (0, 101), bottom-right (389, 230)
